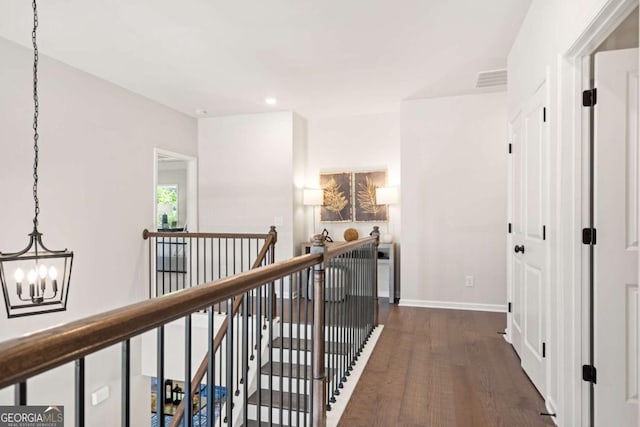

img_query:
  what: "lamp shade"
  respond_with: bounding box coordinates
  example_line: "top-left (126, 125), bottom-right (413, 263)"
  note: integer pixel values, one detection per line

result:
top-left (303, 189), bottom-right (324, 206)
top-left (375, 187), bottom-right (399, 205)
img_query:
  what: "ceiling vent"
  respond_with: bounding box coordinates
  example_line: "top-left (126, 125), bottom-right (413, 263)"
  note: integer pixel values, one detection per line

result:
top-left (476, 69), bottom-right (507, 88)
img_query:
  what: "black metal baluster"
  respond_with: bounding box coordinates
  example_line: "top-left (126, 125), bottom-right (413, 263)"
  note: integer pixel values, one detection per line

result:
top-left (296, 270), bottom-right (302, 427)
top-left (185, 314), bottom-right (193, 427)
top-left (196, 237), bottom-right (200, 291)
top-left (256, 283), bottom-right (263, 426)
top-left (189, 237), bottom-right (193, 290)
top-left (207, 307), bottom-right (215, 427)
top-left (309, 283), bottom-right (314, 427)
top-left (75, 357), bottom-right (85, 427)
top-left (279, 277), bottom-right (284, 426)
top-left (268, 278), bottom-right (274, 426)
top-left (304, 267), bottom-right (310, 426)
top-left (14, 382), bottom-right (26, 406)
top-left (336, 262), bottom-right (341, 398)
top-left (226, 298), bottom-right (234, 427)
top-left (242, 292), bottom-right (249, 426)
top-left (219, 328), bottom-right (223, 427)
top-left (161, 239), bottom-right (166, 296)
top-left (349, 251), bottom-right (354, 375)
top-left (122, 339), bottom-right (130, 427)
top-left (218, 239), bottom-right (222, 313)
top-left (157, 326), bottom-right (165, 427)
top-left (169, 237), bottom-right (173, 293)
top-left (327, 263), bottom-right (333, 410)
top-left (148, 237), bottom-right (153, 298)
top-left (289, 273), bottom-right (293, 426)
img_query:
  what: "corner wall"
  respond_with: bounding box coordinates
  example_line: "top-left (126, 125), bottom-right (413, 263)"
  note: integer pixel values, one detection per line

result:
top-left (400, 92), bottom-right (507, 311)
top-left (198, 111), bottom-right (306, 260)
top-left (0, 36), bottom-right (198, 427)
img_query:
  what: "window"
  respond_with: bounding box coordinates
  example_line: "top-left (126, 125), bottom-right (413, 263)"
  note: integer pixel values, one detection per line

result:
top-left (157, 185), bottom-right (178, 228)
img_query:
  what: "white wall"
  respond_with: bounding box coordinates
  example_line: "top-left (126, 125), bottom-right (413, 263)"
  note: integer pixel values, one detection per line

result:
top-left (292, 113), bottom-right (308, 255)
top-left (305, 112), bottom-right (401, 243)
top-left (0, 37), bottom-right (197, 426)
top-left (198, 111), bottom-right (306, 261)
top-left (400, 92), bottom-right (507, 310)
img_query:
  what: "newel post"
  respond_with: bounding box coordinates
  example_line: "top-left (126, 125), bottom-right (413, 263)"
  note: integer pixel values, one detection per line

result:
top-left (371, 226), bottom-right (380, 326)
top-left (310, 233), bottom-right (327, 427)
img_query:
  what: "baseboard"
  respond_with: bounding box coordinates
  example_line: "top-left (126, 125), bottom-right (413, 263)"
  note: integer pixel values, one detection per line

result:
top-left (398, 299), bottom-right (507, 313)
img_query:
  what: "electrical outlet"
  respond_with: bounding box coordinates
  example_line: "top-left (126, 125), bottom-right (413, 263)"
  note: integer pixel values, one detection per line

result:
top-left (465, 275), bottom-right (474, 287)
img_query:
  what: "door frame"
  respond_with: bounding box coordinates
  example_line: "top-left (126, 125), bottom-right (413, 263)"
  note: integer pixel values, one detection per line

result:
top-left (153, 148), bottom-right (199, 232)
top-left (563, 1), bottom-right (639, 425)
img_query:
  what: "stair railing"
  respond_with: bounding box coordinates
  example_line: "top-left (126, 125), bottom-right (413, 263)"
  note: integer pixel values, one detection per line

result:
top-left (167, 229), bottom-right (275, 427)
top-left (0, 229), bottom-right (380, 427)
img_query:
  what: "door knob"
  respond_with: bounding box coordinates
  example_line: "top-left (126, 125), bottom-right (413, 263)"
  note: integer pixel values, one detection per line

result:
top-left (514, 245), bottom-right (525, 254)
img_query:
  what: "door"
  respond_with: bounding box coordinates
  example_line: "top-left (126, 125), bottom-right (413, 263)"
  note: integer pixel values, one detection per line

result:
top-left (510, 83), bottom-right (548, 396)
top-left (594, 47), bottom-right (639, 427)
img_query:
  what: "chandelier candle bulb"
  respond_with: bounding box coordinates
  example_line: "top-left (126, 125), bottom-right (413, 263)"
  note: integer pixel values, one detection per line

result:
top-left (14, 269), bottom-right (24, 296)
top-left (49, 266), bottom-right (58, 293)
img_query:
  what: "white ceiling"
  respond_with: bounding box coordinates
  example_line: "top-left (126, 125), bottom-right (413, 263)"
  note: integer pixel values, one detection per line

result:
top-left (0, 0), bottom-right (531, 118)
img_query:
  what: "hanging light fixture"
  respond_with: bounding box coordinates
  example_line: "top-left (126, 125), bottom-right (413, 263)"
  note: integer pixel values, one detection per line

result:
top-left (0, 0), bottom-right (74, 318)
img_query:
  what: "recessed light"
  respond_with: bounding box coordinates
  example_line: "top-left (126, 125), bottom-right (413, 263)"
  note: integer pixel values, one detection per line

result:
top-left (195, 109), bottom-right (208, 115)
top-left (264, 97), bottom-right (277, 106)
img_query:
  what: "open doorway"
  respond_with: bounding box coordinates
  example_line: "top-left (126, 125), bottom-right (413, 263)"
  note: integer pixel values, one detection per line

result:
top-left (153, 149), bottom-right (198, 232)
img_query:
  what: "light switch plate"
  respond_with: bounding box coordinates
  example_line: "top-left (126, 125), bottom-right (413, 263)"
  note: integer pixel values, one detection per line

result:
top-left (91, 386), bottom-right (109, 406)
top-left (465, 275), bottom-right (474, 287)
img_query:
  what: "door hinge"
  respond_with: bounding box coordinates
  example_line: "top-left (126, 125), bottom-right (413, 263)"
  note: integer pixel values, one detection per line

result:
top-left (582, 364), bottom-right (597, 384)
top-left (543, 225), bottom-right (546, 240)
top-left (508, 143), bottom-right (512, 154)
top-left (582, 228), bottom-right (597, 245)
top-left (508, 223), bottom-right (512, 234)
top-left (583, 88), bottom-right (597, 107)
top-left (543, 107), bottom-right (547, 122)
top-left (508, 302), bottom-right (512, 313)
top-left (542, 342), bottom-right (546, 358)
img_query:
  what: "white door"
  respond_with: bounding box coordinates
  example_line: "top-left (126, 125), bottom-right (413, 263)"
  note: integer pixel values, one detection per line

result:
top-left (510, 83), bottom-right (548, 396)
top-left (594, 47), bottom-right (639, 427)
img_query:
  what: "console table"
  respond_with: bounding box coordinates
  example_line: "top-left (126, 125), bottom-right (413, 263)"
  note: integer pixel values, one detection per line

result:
top-left (300, 241), bottom-right (395, 304)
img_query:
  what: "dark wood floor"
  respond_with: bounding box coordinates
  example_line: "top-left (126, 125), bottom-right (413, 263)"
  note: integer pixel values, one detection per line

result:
top-left (338, 303), bottom-right (554, 427)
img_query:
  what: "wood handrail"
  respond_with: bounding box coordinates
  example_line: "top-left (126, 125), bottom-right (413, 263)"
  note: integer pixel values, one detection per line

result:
top-left (143, 229), bottom-right (272, 240)
top-left (168, 235), bottom-right (273, 427)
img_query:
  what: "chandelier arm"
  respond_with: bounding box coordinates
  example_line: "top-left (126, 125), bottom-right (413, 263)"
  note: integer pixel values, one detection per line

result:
top-left (34, 234), bottom-right (69, 255)
top-left (0, 235), bottom-right (37, 259)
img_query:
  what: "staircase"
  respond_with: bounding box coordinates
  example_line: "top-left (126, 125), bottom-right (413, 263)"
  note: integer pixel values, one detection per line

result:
top-left (242, 326), bottom-right (350, 427)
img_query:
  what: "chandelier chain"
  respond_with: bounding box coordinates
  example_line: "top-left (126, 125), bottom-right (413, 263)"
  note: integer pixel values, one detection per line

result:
top-left (32, 0), bottom-right (40, 230)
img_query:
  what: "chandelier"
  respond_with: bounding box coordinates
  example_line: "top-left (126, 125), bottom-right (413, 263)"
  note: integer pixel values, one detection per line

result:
top-left (0, 0), bottom-right (74, 318)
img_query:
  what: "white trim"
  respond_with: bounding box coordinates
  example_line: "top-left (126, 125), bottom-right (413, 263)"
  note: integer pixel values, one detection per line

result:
top-left (560, 2), bottom-right (639, 424)
top-left (328, 325), bottom-right (384, 427)
top-left (398, 299), bottom-right (507, 313)
top-left (565, 0), bottom-right (638, 58)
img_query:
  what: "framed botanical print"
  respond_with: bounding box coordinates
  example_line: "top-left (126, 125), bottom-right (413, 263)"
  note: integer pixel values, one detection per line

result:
top-left (320, 172), bottom-right (352, 222)
top-left (354, 171), bottom-right (388, 222)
